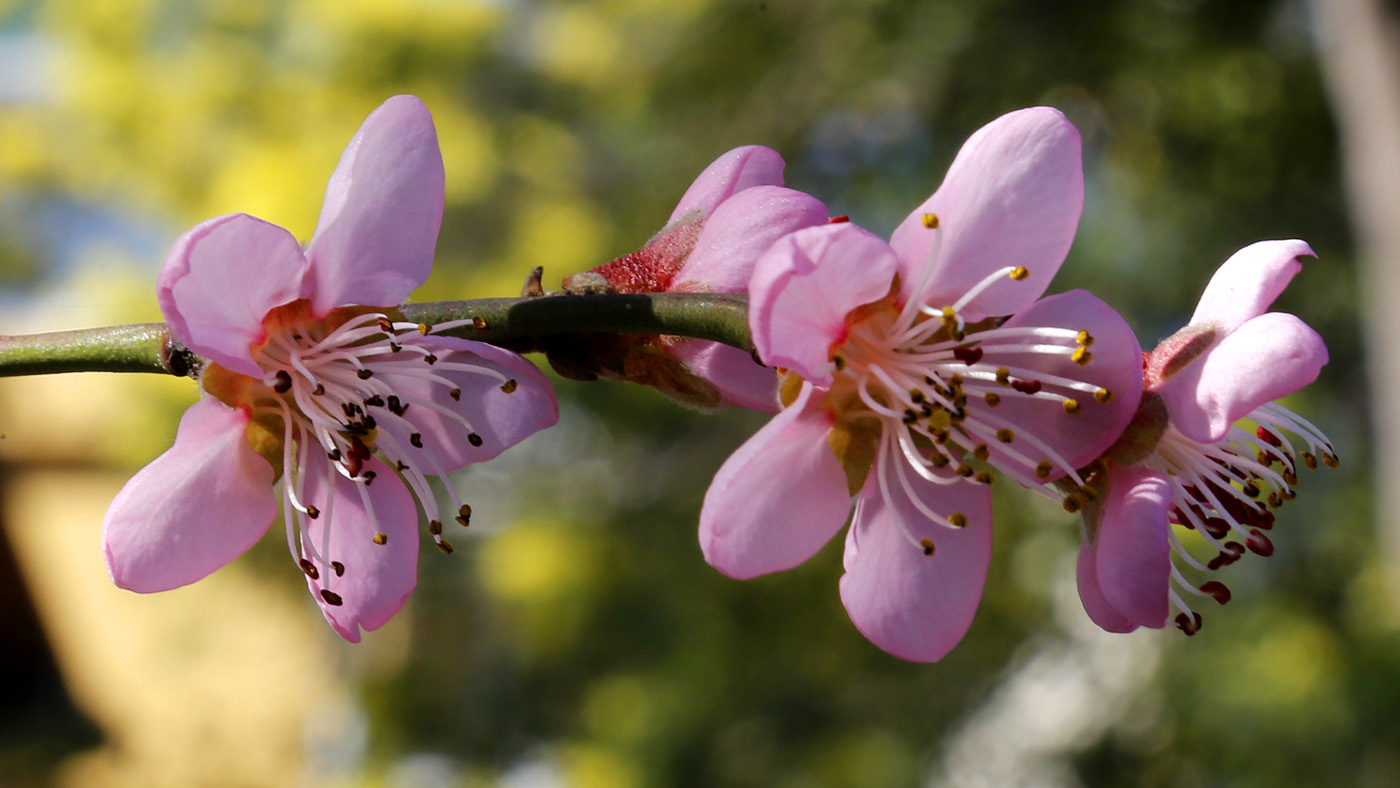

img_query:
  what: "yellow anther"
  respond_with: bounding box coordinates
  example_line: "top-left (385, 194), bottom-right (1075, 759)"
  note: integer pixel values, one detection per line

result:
top-left (1035, 460), bottom-right (1054, 479)
top-left (996, 367), bottom-right (1011, 385)
top-left (1062, 495), bottom-right (1083, 514)
top-left (941, 306), bottom-right (957, 324)
top-left (1094, 388), bottom-right (1113, 403)
top-left (996, 428), bottom-right (1015, 443)
top-left (1009, 266), bottom-right (1030, 281)
top-left (500, 379), bottom-right (519, 394)
top-left (471, 316), bottom-right (490, 331)
top-left (948, 512), bottom-right (969, 528)
top-left (417, 323), bottom-right (431, 335)
top-left (948, 373), bottom-right (965, 387)
top-left (922, 212), bottom-right (940, 229)
top-left (1077, 330), bottom-right (1094, 347)
top-left (956, 463), bottom-right (974, 477)
top-left (1071, 347), bottom-right (1092, 366)
top-left (930, 451), bottom-right (951, 467)
top-left (984, 392), bottom-right (1001, 407)
top-left (975, 470), bottom-right (994, 484)
top-left (373, 532), bottom-right (388, 545)
top-left (921, 538), bottom-right (937, 556)
top-left (973, 443), bottom-right (990, 461)
top-left (1062, 398), bottom-right (1082, 415)
top-left (1323, 452), bottom-right (1339, 468)
top-left (1302, 452), bottom-right (1317, 471)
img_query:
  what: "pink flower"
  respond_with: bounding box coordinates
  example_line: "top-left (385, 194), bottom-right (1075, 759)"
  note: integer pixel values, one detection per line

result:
top-left (1075, 240), bottom-right (1336, 636)
top-left (700, 108), bottom-right (1144, 661)
top-left (102, 96), bottom-right (558, 642)
top-left (569, 146), bottom-right (828, 411)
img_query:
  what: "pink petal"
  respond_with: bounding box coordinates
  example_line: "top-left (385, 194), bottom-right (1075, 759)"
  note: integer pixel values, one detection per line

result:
top-left (1189, 240), bottom-right (1314, 334)
top-left (667, 339), bottom-right (780, 413)
top-left (300, 453), bottom-right (419, 642)
top-left (1076, 538), bottom-right (1138, 633)
top-left (157, 213), bottom-right (309, 378)
top-left (103, 399), bottom-right (277, 592)
top-left (699, 382), bottom-right (852, 579)
top-left (749, 223), bottom-right (900, 385)
top-left (969, 290), bottom-right (1144, 486)
top-left (1155, 312), bottom-right (1328, 444)
top-left (669, 146), bottom-right (786, 223)
top-left (887, 107), bottom-right (1083, 321)
top-left (304, 95), bottom-right (446, 315)
top-left (672, 185), bottom-right (829, 293)
top-left (1091, 465), bottom-right (1171, 628)
top-left (375, 336), bottom-right (558, 473)
top-left (838, 462), bottom-right (992, 662)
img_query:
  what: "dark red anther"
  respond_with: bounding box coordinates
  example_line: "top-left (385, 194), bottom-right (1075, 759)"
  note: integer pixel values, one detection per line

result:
top-left (1256, 427), bottom-right (1283, 447)
top-left (828, 215), bottom-right (850, 223)
top-left (1246, 529), bottom-right (1274, 557)
top-left (331, 561), bottom-right (345, 577)
top-left (1199, 581), bottom-right (1232, 605)
top-left (1202, 517), bottom-right (1231, 539)
top-left (272, 369), bottom-right (293, 393)
top-left (952, 346), bottom-right (984, 365)
top-left (1010, 379), bottom-right (1042, 395)
top-left (320, 589), bottom-right (344, 606)
top-left (1208, 542), bottom-right (1246, 570)
top-left (1174, 611), bottom-right (1203, 636)
top-left (299, 559), bottom-right (319, 580)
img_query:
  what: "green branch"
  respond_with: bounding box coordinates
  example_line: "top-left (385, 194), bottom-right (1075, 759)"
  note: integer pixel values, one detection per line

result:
top-left (0, 293), bottom-right (754, 378)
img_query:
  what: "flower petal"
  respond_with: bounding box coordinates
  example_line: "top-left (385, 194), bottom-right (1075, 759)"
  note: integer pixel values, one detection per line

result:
top-left (1076, 538), bottom-right (1138, 633)
top-left (669, 145), bottom-right (786, 223)
top-left (1091, 465), bottom-right (1171, 629)
top-left (672, 185), bottom-right (829, 293)
top-left (375, 336), bottom-right (558, 473)
top-left (1189, 240), bottom-right (1314, 334)
top-left (888, 107), bottom-right (1083, 321)
top-left (699, 382), bottom-right (852, 579)
top-left (838, 460), bottom-right (992, 662)
top-left (750, 223), bottom-right (900, 386)
top-left (300, 453), bottom-right (419, 643)
top-left (1155, 312), bottom-right (1328, 444)
top-left (103, 399), bottom-right (277, 592)
top-left (304, 95), bottom-right (446, 314)
top-left (667, 339), bottom-right (780, 413)
top-left (157, 213), bottom-right (309, 377)
top-left (967, 289), bottom-right (1144, 486)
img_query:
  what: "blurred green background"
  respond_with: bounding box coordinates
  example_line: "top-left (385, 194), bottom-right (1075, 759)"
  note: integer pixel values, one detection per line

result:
top-left (0, 0), bottom-right (1376, 786)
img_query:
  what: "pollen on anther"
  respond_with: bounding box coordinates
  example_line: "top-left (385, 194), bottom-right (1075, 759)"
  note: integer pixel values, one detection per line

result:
top-left (372, 532), bottom-right (388, 545)
top-left (1063, 398), bottom-right (1082, 415)
top-left (1077, 330), bottom-right (1094, 347)
top-left (995, 367), bottom-right (1011, 385)
top-left (1094, 388), bottom-right (1113, 403)
top-left (305, 505), bottom-right (320, 519)
top-left (428, 520), bottom-right (443, 535)
top-left (472, 317), bottom-right (490, 331)
top-left (1302, 452), bottom-right (1318, 471)
top-left (331, 561), bottom-right (345, 577)
top-left (1062, 496), bottom-right (1082, 514)
top-left (468, 433), bottom-right (484, 447)
top-left (1009, 266), bottom-right (1030, 281)
top-left (975, 470), bottom-right (994, 484)
top-left (501, 379), bottom-right (519, 394)
top-left (1035, 460), bottom-right (1054, 479)
top-left (417, 323), bottom-right (431, 335)
top-left (996, 428), bottom-right (1015, 443)
top-left (973, 443), bottom-right (990, 461)
top-left (984, 392), bottom-right (1001, 407)
top-left (948, 512), bottom-right (969, 528)
top-left (920, 538), bottom-right (936, 556)
top-left (313, 383), bottom-right (326, 396)
top-left (377, 316), bottom-right (394, 333)
top-left (320, 589), bottom-right (344, 606)
top-left (450, 387), bottom-right (462, 401)
top-left (299, 559), bottom-right (320, 580)
top-left (1323, 452), bottom-right (1340, 468)
top-left (956, 463), bottom-right (974, 478)
top-left (922, 212), bottom-right (940, 229)
top-left (1071, 347), bottom-right (1092, 366)
top-left (436, 539), bottom-right (455, 555)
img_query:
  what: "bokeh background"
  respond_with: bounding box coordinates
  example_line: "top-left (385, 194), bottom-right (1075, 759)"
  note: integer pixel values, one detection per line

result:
top-left (0, 0), bottom-right (1382, 786)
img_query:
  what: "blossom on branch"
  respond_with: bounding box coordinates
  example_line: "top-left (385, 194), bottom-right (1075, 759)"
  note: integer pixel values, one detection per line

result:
top-left (103, 96), bottom-right (558, 641)
top-left (553, 146), bottom-right (828, 411)
top-left (699, 108), bottom-right (1143, 661)
top-left (1073, 240), bottom-right (1336, 636)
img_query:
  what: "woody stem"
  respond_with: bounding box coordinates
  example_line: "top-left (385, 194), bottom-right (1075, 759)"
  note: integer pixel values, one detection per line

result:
top-left (0, 292), bottom-right (754, 378)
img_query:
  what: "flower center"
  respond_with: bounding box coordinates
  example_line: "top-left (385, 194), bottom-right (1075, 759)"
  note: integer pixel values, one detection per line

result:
top-left (208, 300), bottom-right (515, 604)
top-left (1149, 403), bottom-right (1337, 635)
top-left (819, 215), bottom-right (1115, 556)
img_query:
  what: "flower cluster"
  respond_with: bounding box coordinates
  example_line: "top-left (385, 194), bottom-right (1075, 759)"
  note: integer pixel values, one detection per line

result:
top-left (103, 95), bottom-right (1333, 656)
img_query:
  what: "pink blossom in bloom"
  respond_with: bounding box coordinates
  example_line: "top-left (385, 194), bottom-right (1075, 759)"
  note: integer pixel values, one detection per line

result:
top-left (1074, 240), bottom-right (1336, 636)
top-left (567, 146), bottom-right (828, 411)
top-left (102, 96), bottom-right (558, 642)
top-left (699, 108), bottom-right (1144, 661)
